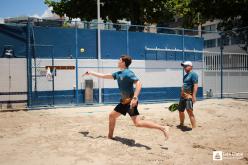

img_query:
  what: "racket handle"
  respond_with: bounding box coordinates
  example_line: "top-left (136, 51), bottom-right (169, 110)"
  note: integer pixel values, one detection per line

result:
top-left (130, 107), bottom-right (135, 115)
top-left (82, 71), bottom-right (89, 77)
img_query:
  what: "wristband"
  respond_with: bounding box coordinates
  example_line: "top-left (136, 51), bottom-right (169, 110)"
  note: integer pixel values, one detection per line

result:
top-left (133, 96), bottom-right (138, 100)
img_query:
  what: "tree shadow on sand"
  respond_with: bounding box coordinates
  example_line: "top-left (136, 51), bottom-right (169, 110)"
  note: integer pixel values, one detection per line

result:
top-left (176, 125), bottom-right (192, 132)
top-left (79, 131), bottom-right (151, 150)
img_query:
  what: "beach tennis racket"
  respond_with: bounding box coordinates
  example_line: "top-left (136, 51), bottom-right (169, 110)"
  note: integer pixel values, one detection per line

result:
top-left (168, 103), bottom-right (179, 112)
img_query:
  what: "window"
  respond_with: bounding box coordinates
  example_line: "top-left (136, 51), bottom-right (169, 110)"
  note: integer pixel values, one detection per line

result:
top-left (217, 37), bottom-right (230, 46)
top-left (202, 24), bottom-right (217, 31)
top-left (204, 39), bottom-right (217, 48)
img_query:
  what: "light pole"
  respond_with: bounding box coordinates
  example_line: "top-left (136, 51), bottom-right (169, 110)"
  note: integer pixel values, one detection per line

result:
top-left (97, 0), bottom-right (102, 103)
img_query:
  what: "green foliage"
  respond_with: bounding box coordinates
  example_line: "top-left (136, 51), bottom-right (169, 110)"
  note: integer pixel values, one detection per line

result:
top-left (189, 0), bottom-right (248, 30)
top-left (44, 0), bottom-right (175, 24)
top-left (44, 0), bottom-right (248, 29)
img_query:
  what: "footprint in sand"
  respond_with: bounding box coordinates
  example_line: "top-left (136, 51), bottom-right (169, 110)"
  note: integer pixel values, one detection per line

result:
top-left (192, 143), bottom-right (215, 151)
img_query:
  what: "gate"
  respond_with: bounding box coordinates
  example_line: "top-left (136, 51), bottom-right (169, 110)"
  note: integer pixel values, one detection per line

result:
top-left (30, 45), bottom-right (55, 106)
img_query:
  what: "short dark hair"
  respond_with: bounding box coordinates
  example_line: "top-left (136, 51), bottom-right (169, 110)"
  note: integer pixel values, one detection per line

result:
top-left (120, 55), bottom-right (132, 68)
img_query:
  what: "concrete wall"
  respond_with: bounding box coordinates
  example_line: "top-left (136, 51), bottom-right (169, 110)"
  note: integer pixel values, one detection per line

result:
top-left (204, 70), bottom-right (248, 98)
top-left (0, 58), bottom-right (27, 108)
top-left (28, 58), bottom-right (203, 105)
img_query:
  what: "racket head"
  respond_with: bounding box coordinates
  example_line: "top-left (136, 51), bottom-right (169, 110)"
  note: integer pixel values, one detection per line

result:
top-left (168, 103), bottom-right (179, 112)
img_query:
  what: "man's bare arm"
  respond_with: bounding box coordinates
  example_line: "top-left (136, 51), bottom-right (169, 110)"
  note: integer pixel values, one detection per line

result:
top-left (133, 80), bottom-right (142, 98)
top-left (181, 85), bottom-right (184, 97)
top-left (130, 80), bottom-right (142, 107)
top-left (192, 83), bottom-right (198, 103)
top-left (84, 71), bottom-right (113, 79)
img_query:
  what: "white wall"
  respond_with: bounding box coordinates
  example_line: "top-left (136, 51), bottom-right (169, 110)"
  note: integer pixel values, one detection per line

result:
top-left (0, 58), bottom-right (204, 106)
top-left (204, 70), bottom-right (248, 97)
top-left (0, 58), bottom-right (27, 103)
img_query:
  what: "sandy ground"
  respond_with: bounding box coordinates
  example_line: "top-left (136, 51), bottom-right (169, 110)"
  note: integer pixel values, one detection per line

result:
top-left (0, 98), bottom-right (248, 165)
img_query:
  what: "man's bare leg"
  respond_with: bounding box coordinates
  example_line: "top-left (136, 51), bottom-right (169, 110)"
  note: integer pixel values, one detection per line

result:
top-left (108, 111), bottom-right (121, 139)
top-left (179, 111), bottom-right (185, 126)
top-left (187, 109), bottom-right (196, 128)
top-left (131, 116), bottom-right (169, 140)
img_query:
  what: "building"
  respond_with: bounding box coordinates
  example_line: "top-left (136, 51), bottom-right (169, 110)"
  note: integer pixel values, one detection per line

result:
top-left (4, 16), bottom-right (65, 27)
top-left (200, 20), bottom-right (248, 98)
top-left (0, 18), bottom-right (4, 24)
top-left (200, 20), bottom-right (247, 54)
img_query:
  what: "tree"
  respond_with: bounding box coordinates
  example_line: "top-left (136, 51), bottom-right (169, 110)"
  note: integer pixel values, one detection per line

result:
top-left (188, 0), bottom-right (248, 30)
top-left (44, 0), bottom-right (174, 25)
top-left (185, 0), bottom-right (248, 51)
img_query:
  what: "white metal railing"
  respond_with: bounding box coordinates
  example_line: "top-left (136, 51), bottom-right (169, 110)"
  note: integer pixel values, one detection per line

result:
top-left (145, 47), bottom-right (248, 71)
top-left (204, 52), bottom-right (248, 71)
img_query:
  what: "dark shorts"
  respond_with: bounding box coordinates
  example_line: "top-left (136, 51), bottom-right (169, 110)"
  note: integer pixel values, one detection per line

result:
top-left (114, 102), bottom-right (139, 116)
top-left (178, 98), bottom-right (193, 112)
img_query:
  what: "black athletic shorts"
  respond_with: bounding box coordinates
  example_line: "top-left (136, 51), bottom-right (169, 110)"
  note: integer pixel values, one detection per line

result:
top-left (178, 98), bottom-right (193, 112)
top-left (114, 101), bottom-right (139, 116)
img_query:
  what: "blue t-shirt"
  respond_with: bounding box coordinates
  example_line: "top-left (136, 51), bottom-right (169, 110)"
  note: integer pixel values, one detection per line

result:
top-left (112, 69), bottom-right (139, 99)
top-left (183, 71), bottom-right (198, 94)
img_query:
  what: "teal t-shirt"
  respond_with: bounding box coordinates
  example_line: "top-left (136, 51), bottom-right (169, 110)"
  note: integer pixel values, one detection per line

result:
top-left (112, 69), bottom-right (139, 99)
top-left (183, 71), bottom-right (198, 94)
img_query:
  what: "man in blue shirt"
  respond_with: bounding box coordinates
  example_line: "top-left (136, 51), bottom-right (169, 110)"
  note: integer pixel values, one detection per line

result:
top-left (84, 55), bottom-right (169, 140)
top-left (179, 61), bottom-right (198, 129)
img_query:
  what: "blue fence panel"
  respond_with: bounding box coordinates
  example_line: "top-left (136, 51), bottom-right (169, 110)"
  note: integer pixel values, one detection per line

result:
top-left (101, 30), bottom-right (127, 59)
top-left (0, 24), bottom-right (27, 58)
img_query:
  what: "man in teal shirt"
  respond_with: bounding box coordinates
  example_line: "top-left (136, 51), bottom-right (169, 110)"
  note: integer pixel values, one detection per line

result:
top-left (179, 61), bottom-right (198, 129)
top-left (84, 55), bottom-right (169, 140)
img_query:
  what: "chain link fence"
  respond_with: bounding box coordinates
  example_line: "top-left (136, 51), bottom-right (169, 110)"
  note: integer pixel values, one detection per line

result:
top-left (1, 18), bottom-right (247, 108)
top-left (25, 19), bottom-right (205, 107)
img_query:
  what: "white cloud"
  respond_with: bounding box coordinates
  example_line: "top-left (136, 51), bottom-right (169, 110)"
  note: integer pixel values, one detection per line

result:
top-left (31, 7), bottom-right (60, 19)
top-left (41, 7), bottom-right (56, 18)
top-left (31, 14), bottom-right (41, 19)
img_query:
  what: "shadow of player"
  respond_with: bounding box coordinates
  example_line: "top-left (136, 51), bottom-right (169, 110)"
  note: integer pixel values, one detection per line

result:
top-left (113, 136), bottom-right (151, 150)
top-left (79, 131), bottom-right (151, 150)
top-left (176, 125), bottom-right (192, 132)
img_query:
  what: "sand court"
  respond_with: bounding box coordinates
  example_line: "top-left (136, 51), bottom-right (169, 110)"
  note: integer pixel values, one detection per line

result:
top-left (0, 99), bottom-right (248, 165)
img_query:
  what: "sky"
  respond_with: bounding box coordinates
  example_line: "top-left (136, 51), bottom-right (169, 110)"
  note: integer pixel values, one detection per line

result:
top-left (0, 0), bottom-right (52, 18)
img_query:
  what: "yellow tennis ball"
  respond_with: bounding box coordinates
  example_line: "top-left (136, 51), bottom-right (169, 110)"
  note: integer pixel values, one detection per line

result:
top-left (80, 48), bottom-right (85, 53)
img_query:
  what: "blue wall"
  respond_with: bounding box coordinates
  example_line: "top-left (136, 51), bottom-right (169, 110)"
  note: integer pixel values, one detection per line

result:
top-left (32, 27), bottom-right (204, 60)
top-left (0, 24), bottom-right (27, 58)
top-left (0, 24), bottom-right (203, 60)
top-left (31, 87), bottom-right (203, 106)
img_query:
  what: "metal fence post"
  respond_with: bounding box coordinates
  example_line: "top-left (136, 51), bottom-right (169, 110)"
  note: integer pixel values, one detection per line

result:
top-left (97, 0), bottom-right (102, 103)
top-left (52, 45), bottom-right (55, 106)
top-left (182, 28), bottom-right (185, 61)
top-left (220, 32), bottom-right (224, 99)
top-left (26, 18), bottom-right (32, 107)
top-left (75, 21), bottom-right (79, 105)
top-left (126, 24), bottom-right (129, 55)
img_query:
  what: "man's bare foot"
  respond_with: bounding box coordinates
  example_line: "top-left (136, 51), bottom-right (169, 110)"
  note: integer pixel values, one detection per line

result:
top-left (108, 135), bottom-right (114, 140)
top-left (177, 123), bottom-right (184, 129)
top-left (162, 126), bottom-right (169, 141)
